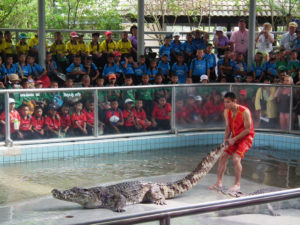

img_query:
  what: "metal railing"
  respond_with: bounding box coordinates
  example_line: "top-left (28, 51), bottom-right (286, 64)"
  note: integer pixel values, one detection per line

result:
top-left (73, 188), bottom-right (300, 225)
top-left (1, 82), bottom-right (300, 146)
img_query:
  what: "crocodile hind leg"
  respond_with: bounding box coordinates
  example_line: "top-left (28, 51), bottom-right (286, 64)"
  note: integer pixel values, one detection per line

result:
top-left (107, 193), bottom-right (126, 212)
top-left (144, 185), bottom-right (166, 205)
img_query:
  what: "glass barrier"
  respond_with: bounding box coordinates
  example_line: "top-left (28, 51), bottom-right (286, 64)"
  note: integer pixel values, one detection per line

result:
top-left (292, 86), bottom-right (300, 131)
top-left (175, 85), bottom-right (229, 130)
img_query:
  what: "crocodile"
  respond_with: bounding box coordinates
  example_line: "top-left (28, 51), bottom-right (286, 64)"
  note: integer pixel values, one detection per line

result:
top-left (217, 187), bottom-right (300, 216)
top-left (52, 142), bottom-right (227, 212)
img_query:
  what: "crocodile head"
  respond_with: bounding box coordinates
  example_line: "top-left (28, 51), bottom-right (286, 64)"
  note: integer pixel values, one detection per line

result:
top-left (52, 187), bottom-right (96, 206)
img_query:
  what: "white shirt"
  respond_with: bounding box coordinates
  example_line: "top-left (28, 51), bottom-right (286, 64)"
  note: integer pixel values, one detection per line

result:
top-left (280, 32), bottom-right (297, 50)
top-left (257, 33), bottom-right (274, 53)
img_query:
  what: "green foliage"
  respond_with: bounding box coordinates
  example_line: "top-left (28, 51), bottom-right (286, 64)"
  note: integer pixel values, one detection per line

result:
top-left (0, 0), bottom-right (123, 30)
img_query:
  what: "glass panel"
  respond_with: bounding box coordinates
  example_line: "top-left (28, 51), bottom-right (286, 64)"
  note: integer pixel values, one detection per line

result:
top-left (0, 93), bottom-right (4, 142)
top-left (292, 86), bottom-right (300, 131)
top-left (172, 197), bottom-right (300, 224)
top-left (175, 85), bottom-right (229, 130)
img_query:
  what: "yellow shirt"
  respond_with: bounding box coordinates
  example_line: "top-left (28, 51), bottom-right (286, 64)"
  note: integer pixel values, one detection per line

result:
top-left (88, 42), bottom-right (101, 54)
top-left (254, 87), bottom-right (277, 119)
top-left (0, 40), bottom-right (5, 54)
top-left (50, 42), bottom-right (67, 55)
top-left (16, 42), bottom-right (29, 55)
top-left (28, 36), bottom-right (49, 50)
top-left (100, 40), bottom-right (117, 53)
top-left (77, 42), bottom-right (87, 54)
top-left (3, 39), bottom-right (13, 54)
top-left (117, 39), bottom-right (132, 54)
top-left (66, 41), bottom-right (79, 55)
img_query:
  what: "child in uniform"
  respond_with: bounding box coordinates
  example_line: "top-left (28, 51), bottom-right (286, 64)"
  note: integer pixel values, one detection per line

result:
top-left (31, 106), bottom-right (45, 139)
top-left (71, 101), bottom-right (88, 136)
top-left (44, 104), bottom-right (61, 138)
top-left (151, 96), bottom-right (171, 130)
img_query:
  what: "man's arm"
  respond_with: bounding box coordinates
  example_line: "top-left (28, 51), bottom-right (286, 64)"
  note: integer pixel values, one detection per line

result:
top-left (229, 109), bottom-right (251, 145)
top-left (224, 109), bottom-right (231, 142)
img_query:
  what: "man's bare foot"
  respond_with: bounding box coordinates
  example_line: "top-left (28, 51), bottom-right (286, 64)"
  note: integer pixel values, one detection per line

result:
top-left (209, 183), bottom-right (222, 190)
top-left (228, 184), bottom-right (240, 192)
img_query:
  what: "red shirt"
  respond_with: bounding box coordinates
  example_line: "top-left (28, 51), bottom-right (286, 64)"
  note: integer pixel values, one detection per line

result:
top-left (20, 116), bottom-right (31, 131)
top-left (122, 109), bottom-right (136, 127)
top-left (82, 109), bottom-right (94, 125)
top-left (133, 108), bottom-right (147, 121)
top-left (0, 110), bottom-right (21, 133)
top-left (105, 109), bottom-right (123, 123)
top-left (31, 116), bottom-right (45, 131)
top-left (152, 103), bottom-right (172, 120)
top-left (204, 101), bottom-right (225, 116)
top-left (45, 116), bottom-right (61, 131)
top-left (227, 104), bottom-right (255, 142)
top-left (71, 112), bottom-right (87, 128)
top-left (59, 112), bottom-right (71, 128)
top-left (175, 106), bottom-right (188, 120)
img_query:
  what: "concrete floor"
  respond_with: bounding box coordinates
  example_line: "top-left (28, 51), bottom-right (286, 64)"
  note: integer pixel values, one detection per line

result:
top-left (0, 174), bottom-right (299, 225)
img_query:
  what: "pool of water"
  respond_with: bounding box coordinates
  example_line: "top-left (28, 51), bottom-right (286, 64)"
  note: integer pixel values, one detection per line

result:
top-left (0, 145), bottom-right (300, 206)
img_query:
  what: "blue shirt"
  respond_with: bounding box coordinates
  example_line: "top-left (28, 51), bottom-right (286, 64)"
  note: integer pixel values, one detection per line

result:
top-left (172, 63), bottom-right (188, 83)
top-left (233, 62), bottom-right (247, 73)
top-left (66, 63), bottom-right (86, 73)
top-left (121, 61), bottom-right (135, 75)
top-left (181, 41), bottom-right (194, 54)
top-left (147, 68), bottom-right (159, 80)
top-left (114, 63), bottom-right (123, 74)
top-left (251, 62), bottom-right (264, 78)
top-left (16, 63), bottom-right (31, 77)
top-left (0, 64), bottom-right (5, 80)
top-left (293, 38), bottom-right (300, 53)
top-left (135, 63), bottom-right (147, 77)
top-left (190, 58), bottom-right (208, 76)
top-left (157, 61), bottom-right (170, 76)
top-left (204, 53), bottom-right (216, 68)
top-left (263, 61), bottom-right (277, 77)
top-left (159, 44), bottom-right (172, 59)
top-left (170, 41), bottom-right (182, 54)
top-left (217, 58), bottom-right (236, 68)
top-left (3, 63), bottom-right (18, 76)
top-left (192, 38), bottom-right (206, 50)
top-left (102, 63), bottom-right (117, 77)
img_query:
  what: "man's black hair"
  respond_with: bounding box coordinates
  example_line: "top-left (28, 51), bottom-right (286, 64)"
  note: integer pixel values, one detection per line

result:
top-left (224, 92), bottom-right (236, 100)
top-left (92, 32), bottom-right (100, 37)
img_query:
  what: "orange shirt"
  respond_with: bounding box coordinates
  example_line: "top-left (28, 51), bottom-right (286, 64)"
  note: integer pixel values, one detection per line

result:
top-left (227, 104), bottom-right (254, 141)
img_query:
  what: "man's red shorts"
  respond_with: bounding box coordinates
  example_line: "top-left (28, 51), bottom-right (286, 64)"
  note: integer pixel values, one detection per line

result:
top-left (225, 137), bottom-right (253, 159)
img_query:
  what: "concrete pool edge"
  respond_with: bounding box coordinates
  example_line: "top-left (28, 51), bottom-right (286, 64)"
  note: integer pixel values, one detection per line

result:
top-left (0, 131), bottom-right (300, 164)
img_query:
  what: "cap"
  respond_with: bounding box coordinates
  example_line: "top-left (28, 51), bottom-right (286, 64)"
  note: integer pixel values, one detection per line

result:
top-left (108, 73), bottom-right (117, 80)
top-left (35, 80), bottom-right (43, 85)
top-left (289, 22), bottom-right (298, 28)
top-left (48, 104), bottom-right (57, 110)
top-left (195, 95), bottom-right (203, 101)
top-left (173, 32), bottom-right (180, 37)
top-left (234, 75), bottom-right (243, 80)
top-left (105, 31), bottom-right (112, 37)
top-left (200, 74), bottom-right (208, 82)
top-left (8, 74), bottom-right (20, 82)
top-left (125, 98), bottom-right (134, 104)
top-left (8, 98), bottom-right (15, 104)
top-left (70, 31), bottom-right (79, 38)
top-left (239, 89), bottom-right (247, 96)
top-left (215, 26), bottom-right (223, 32)
top-left (19, 33), bottom-right (27, 39)
top-left (114, 51), bottom-right (121, 57)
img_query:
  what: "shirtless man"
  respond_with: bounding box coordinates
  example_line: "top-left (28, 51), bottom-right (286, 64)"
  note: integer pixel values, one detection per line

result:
top-left (209, 92), bottom-right (255, 193)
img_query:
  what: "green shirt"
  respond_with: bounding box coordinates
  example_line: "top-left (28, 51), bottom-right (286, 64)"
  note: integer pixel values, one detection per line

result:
top-left (136, 84), bottom-right (154, 101)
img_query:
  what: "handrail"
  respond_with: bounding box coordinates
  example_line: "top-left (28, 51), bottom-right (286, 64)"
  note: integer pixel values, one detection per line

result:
top-left (73, 188), bottom-right (300, 225)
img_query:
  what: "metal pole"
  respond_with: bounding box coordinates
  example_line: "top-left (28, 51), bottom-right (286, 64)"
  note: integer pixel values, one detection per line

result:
top-left (38, 0), bottom-right (46, 68)
top-left (289, 86), bottom-right (293, 132)
top-left (247, 0), bottom-right (256, 70)
top-left (171, 86), bottom-right (176, 134)
top-left (4, 93), bottom-right (12, 146)
top-left (137, 0), bottom-right (145, 56)
top-left (94, 90), bottom-right (99, 137)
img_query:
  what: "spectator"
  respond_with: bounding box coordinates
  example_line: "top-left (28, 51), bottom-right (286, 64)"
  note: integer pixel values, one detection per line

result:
top-left (175, 98), bottom-right (188, 125)
top-left (102, 53), bottom-right (117, 80)
top-left (189, 49), bottom-right (209, 83)
top-left (3, 31), bottom-right (14, 56)
top-left (251, 52), bottom-right (264, 82)
top-left (122, 54), bottom-right (137, 79)
top-left (83, 55), bottom-right (99, 84)
top-left (230, 19), bottom-right (248, 58)
top-left (7, 73), bottom-right (21, 89)
top-left (159, 36), bottom-right (172, 60)
top-left (66, 31), bottom-right (79, 63)
top-left (16, 53), bottom-right (31, 80)
top-left (213, 26), bottom-right (230, 58)
top-left (134, 55), bottom-right (147, 85)
top-left (106, 73), bottom-right (120, 102)
top-left (280, 22), bottom-right (298, 55)
top-left (238, 89), bottom-right (253, 112)
top-left (31, 106), bottom-right (45, 139)
top-left (204, 44), bottom-right (217, 81)
top-left (18, 105), bottom-right (33, 140)
top-left (203, 92), bottom-right (224, 123)
top-left (50, 32), bottom-right (67, 72)
top-left (83, 100), bottom-right (96, 135)
top-left (261, 51), bottom-right (277, 82)
top-left (28, 31), bottom-right (49, 57)
top-left (129, 25), bottom-right (138, 52)
top-left (66, 55), bottom-right (86, 83)
top-left (185, 95), bottom-right (202, 124)
top-left (275, 49), bottom-right (288, 74)
top-left (44, 104), bottom-right (61, 138)
top-left (3, 54), bottom-right (18, 84)
top-left (192, 30), bottom-right (206, 50)
top-left (171, 52), bottom-right (188, 84)
top-left (117, 31), bottom-right (133, 56)
top-left (255, 22), bottom-right (274, 60)
top-left (45, 52), bottom-right (58, 82)
top-left (233, 53), bottom-right (247, 78)
top-left (287, 50), bottom-right (300, 82)
top-left (71, 101), bottom-right (88, 136)
top-left (16, 33), bottom-right (29, 55)
top-left (105, 99), bottom-right (124, 134)
top-left (100, 31), bottom-right (117, 54)
top-left (77, 34), bottom-right (88, 57)
top-left (151, 96), bottom-right (171, 130)
top-left (122, 98), bottom-right (137, 133)
top-left (0, 31), bottom-right (4, 57)
top-left (136, 74), bottom-right (154, 119)
top-left (121, 75), bottom-right (135, 105)
top-left (170, 32), bottom-right (182, 63)
top-left (59, 104), bottom-right (71, 137)
top-left (27, 54), bottom-right (49, 87)
top-left (292, 30), bottom-right (300, 58)
top-left (158, 54), bottom-right (170, 82)
top-left (200, 74), bottom-right (209, 83)
top-left (147, 59), bottom-right (159, 83)
top-left (275, 75), bottom-right (293, 130)
top-left (181, 33), bottom-right (194, 65)
top-left (0, 56), bottom-right (4, 83)
top-left (88, 32), bottom-right (102, 67)
top-left (133, 99), bottom-right (152, 131)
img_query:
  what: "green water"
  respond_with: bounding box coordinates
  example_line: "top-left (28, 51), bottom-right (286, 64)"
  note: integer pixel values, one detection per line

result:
top-left (0, 145), bottom-right (299, 206)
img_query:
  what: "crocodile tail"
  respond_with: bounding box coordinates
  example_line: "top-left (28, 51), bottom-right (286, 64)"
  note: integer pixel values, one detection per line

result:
top-left (160, 142), bottom-right (227, 199)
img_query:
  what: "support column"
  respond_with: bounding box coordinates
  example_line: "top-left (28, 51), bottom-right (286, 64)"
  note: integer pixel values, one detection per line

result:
top-left (137, 0), bottom-right (145, 56)
top-left (247, 0), bottom-right (256, 70)
top-left (38, 0), bottom-right (46, 68)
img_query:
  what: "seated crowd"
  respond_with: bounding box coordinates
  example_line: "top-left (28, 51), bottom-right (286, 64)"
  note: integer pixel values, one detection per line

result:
top-left (0, 20), bottom-right (299, 139)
